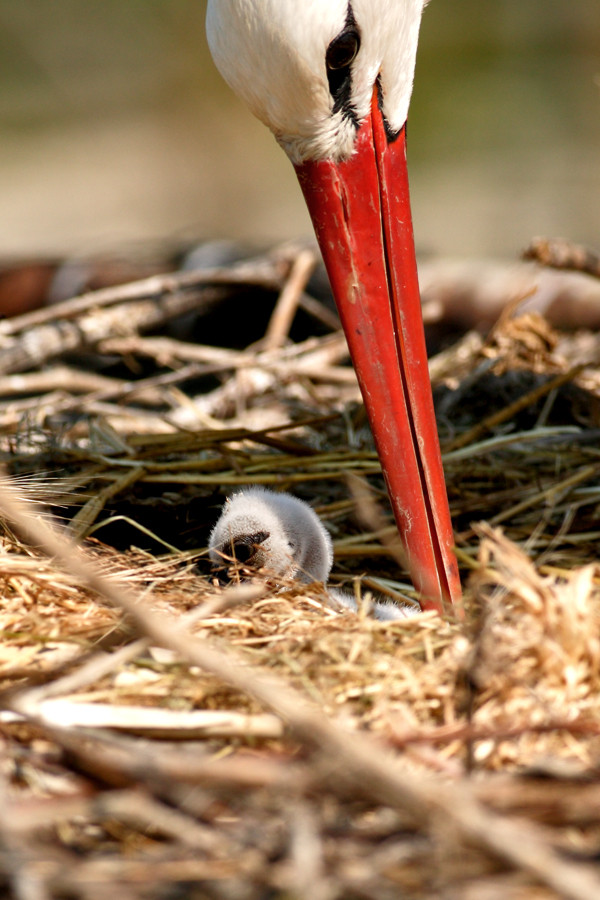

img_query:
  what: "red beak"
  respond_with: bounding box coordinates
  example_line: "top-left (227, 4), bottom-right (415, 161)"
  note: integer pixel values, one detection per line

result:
top-left (295, 90), bottom-right (460, 613)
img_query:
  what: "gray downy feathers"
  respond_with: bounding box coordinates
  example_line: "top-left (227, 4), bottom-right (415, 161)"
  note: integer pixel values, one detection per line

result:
top-left (209, 487), bottom-right (418, 621)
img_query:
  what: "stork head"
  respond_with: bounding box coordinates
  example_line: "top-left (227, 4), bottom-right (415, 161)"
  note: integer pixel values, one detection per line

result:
top-left (206, 0), bottom-right (425, 163)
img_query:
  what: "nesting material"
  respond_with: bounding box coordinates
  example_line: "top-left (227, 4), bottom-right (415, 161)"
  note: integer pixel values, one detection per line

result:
top-left (1, 242), bottom-right (600, 898)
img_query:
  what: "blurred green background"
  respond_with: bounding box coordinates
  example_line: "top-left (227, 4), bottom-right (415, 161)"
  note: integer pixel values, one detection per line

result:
top-left (0, 0), bottom-right (597, 259)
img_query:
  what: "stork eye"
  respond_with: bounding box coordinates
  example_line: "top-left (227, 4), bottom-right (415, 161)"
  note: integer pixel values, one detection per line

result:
top-left (326, 30), bottom-right (360, 71)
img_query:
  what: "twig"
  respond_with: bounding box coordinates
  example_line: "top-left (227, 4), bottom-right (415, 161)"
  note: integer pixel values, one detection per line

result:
top-left (486, 464), bottom-right (599, 529)
top-left (388, 715), bottom-right (600, 749)
top-left (442, 425), bottom-right (581, 464)
top-left (11, 701), bottom-right (284, 740)
top-left (0, 254), bottom-right (288, 337)
top-left (444, 364), bottom-right (587, 451)
top-left (523, 237), bottom-right (600, 279)
top-left (418, 256), bottom-right (600, 331)
top-left (264, 248), bottom-right (317, 350)
top-left (69, 466), bottom-right (146, 538)
top-left (0, 287), bottom-right (229, 376)
top-left (41, 725), bottom-right (308, 791)
top-left (0, 255), bottom-right (291, 375)
top-left (7, 787), bottom-right (224, 853)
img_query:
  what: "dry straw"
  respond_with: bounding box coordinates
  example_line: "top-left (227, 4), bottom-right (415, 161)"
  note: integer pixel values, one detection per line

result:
top-left (0, 241), bottom-right (600, 898)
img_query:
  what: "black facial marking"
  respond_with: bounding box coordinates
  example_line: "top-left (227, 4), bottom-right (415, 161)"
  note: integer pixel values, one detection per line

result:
top-left (211, 530), bottom-right (270, 584)
top-left (375, 75), bottom-right (402, 143)
top-left (230, 531), bottom-right (269, 564)
top-left (325, 4), bottom-right (360, 126)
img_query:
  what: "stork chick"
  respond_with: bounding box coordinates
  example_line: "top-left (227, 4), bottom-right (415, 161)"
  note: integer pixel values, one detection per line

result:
top-left (209, 487), bottom-right (417, 621)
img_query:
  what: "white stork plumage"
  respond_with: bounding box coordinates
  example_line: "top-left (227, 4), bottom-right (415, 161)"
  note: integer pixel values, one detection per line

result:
top-left (206, 0), bottom-right (461, 614)
top-left (209, 487), bottom-right (417, 620)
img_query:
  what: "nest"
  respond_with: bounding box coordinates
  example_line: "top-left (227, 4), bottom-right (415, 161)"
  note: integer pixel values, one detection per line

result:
top-left (0, 238), bottom-right (600, 899)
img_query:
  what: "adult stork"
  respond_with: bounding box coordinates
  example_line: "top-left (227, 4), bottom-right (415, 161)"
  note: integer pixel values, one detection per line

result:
top-left (206, 0), bottom-right (461, 614)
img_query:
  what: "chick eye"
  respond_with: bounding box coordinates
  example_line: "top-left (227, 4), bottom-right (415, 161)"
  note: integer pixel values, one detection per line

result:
top-left (231, 530), bottom-right (269, 564)
top-left (326, 30), bottom-right (360, 71)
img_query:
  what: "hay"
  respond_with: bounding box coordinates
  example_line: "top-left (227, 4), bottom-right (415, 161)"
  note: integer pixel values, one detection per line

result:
top-left (0, 243), bottom-right (600, 899)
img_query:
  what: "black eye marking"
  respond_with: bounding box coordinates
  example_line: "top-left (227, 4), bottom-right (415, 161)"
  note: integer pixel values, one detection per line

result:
top-left (229, 531), bottom-right (269, 564)
top-left (211, 531), bottom-right (270, 583)
top-left (325, 5), bottom-right (360, 126)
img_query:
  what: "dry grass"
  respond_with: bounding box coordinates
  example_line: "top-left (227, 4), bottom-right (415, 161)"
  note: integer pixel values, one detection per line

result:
top-left (0, 243), bottom-right (600, 899)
